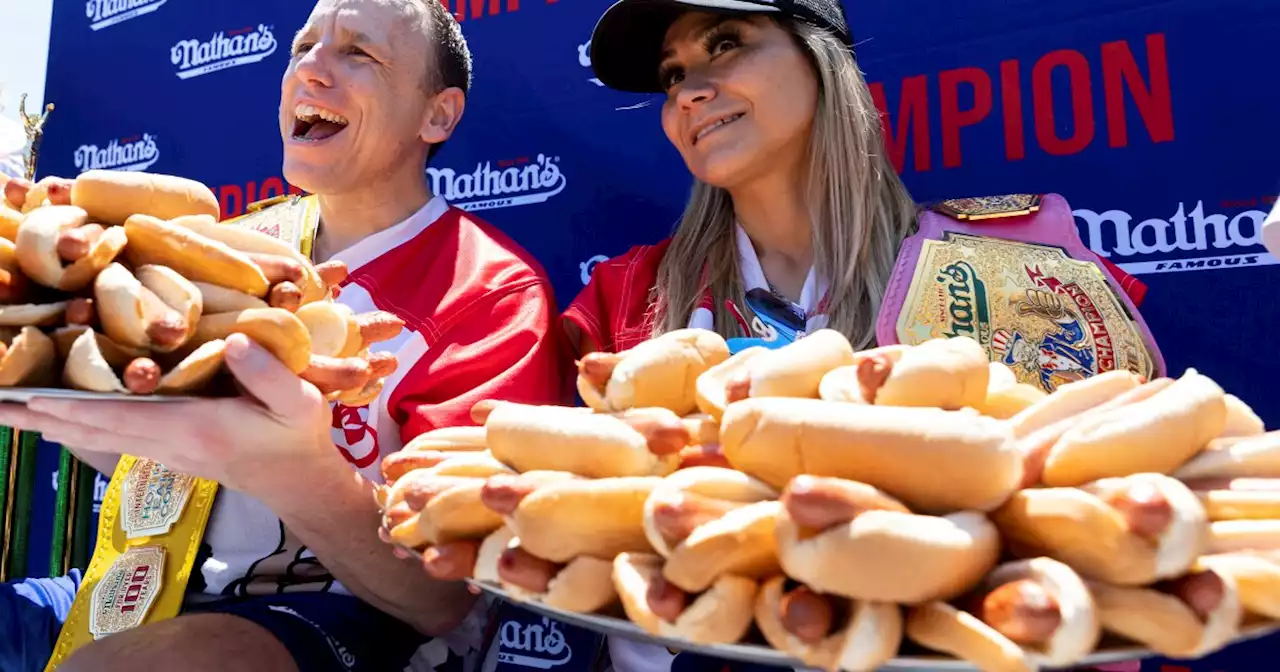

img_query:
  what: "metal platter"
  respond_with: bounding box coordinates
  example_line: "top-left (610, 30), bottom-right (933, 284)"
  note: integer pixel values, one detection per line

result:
top-left (0, 387), bottom-right (194, 402)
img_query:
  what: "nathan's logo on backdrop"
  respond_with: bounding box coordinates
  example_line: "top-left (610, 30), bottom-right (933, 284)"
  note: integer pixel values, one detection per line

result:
top-left (171, 25), bottom-right (278, 80)
top-left (86, 0), bottom-right (166, 31)
top-left (428, 155), bottom-right (566, 211)
top-left (74, 133), bottom-right (159, 173)
top-left (580, 255), bottom-right (608, 285)
top-left (578, 41), bottom-right (603, 87)
top-left (1074, 199), bottom-right (1279, 275)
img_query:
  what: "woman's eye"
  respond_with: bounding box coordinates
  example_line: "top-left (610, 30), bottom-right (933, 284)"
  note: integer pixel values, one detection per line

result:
top-left (660, 69), bottom-right (684, 90)
top-left (347, 46), bottom-right (370, 57)
top-left (292, 43), bottom-right (313, 56)
top-left (711, 37), bottom-right (738, 55)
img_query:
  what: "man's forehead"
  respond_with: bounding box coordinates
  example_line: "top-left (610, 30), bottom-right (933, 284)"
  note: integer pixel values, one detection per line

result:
top-left (300, 0), bottom-right (419, 39)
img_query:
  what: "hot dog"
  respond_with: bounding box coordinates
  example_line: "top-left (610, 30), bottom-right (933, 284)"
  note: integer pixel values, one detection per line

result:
top-left (171, 214), bottom-right (328, 305)
top-left (268, 281), bottom-right (303, 312)
top-left (379, 458), bottom-right (512, 550)
top-left (294, 301), bottom-right (363, 357)
top-left (62, 329), bottom-right (227, 395)
top-left (94, 263), bottom-right (202, 352)
top-left (191, 282), bottom-right (269, 314)
top-left (721, 329), bottom-right (854, 405)
top-left (56, 223), bottom-right (104, 262)
top-left (1175, 431), bottom-right (1280, 482)
top-left (818, 337), bottom-right (988, 410)
top-left (0, 238), bottom-right (31, 303)
top-left (576, 328), bottom-right (730, 415)
top-left (483, 402), bottom-right (686, 478)
top-left (472, 526), bottom-right (618, 614)
top-left (614, 551), bottom-right (760, 645)
top-left (975, 362), bottom-right (1047, 420)
top-left (904, 558), bottom-right (1099, 671)
top-left (754, 575), bottom-right (902, 671)
top-left (123, 214), bottom-right (270, 297)
top-left (493, 475), bottom-right (661, 563)
top-left (14, 205), bottom-right (128, 291)
top-left (184, 307), bottom-right (312, 374)
top-left (1008, 370), bottom-right (1145, 440)
top-left (1087, 566), bottom-right (1242, 659)
top-left (3, 178), bottom-right (30, 211)
top-left (300, 354), bottom-right (372, 394)
top-left (775, 476), bottom-right (1001, 604)
top-left (420, 539), bottom-right (483, 581)
top-left (694, 346), bottom-right (767, 420)
top-left (356, 311), bottom-right (404, 344)
top-left (719, 398), bottom-right (1022, 513)
top-left (479, 471), bottom-right (583, 516)
top-left (332, 375), bottom-right (383, 407)
top-left (0, 326), bottom-right (58, 387)
top-left (991, 473), bottom-right (1208, 586)
top-left (366, 350), bottom-right (397, 378)
top-left (0, 301), bottom-right (67, 328)
top-left (0, 204), bottom-right (23, 242)
top-left (1197, 553), bottom-right (1280, 620)
top-left (20, 177), bottom-right (74, 213)
top-left (401, 425), bottom-right (487, 453)
top-left (381, 449), bottom-right (503, 486)
top-left (640, 466), bottom-right (781, 592)
top-left (1038, 369), bottom-right (1227, 487)
top-left (70, 170), bottom-right (220, 226)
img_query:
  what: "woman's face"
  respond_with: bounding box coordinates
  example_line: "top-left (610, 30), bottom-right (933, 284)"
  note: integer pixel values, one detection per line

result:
top-left (658, 13), bottom-right (819, 189)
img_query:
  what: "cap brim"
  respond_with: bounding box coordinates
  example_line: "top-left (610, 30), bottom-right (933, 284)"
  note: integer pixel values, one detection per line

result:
top-left (589, 0), bottom-right (781, 94)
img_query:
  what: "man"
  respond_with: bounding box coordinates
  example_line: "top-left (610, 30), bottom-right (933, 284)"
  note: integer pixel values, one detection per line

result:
top-left (0, 1), bottom-right (568, 670)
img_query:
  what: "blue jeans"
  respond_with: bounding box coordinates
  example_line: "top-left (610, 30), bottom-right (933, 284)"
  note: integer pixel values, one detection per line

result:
top-left (0, 570), bottom-right (83, 672)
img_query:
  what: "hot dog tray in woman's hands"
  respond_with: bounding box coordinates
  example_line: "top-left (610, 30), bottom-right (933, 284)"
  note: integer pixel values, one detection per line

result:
top-left (379, 321), bottom-right (1280, 671)
top-left (0, 171), bottom-right (402, 402)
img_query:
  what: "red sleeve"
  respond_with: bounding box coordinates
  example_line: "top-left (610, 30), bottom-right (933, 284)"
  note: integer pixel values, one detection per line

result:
top-left (562, 240), bottom-right (672, 356)
top-left (390, 279), bottom-right (570, 442)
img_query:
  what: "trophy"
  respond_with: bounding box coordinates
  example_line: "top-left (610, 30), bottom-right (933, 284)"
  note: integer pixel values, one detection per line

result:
top-left (18, 93), bottom-right (54, 181)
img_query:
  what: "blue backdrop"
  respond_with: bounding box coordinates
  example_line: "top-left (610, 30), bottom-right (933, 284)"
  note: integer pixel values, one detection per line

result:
top-left (30, 0), bottom-right (1280, 670)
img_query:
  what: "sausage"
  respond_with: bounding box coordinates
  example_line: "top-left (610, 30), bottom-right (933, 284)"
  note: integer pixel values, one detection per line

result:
top-left (56, 224), bottom-right (105, 262)
top-left (780, 586), bottom-right (836, 644)
top-left (857, 355), bottom-right (894, 404)
top-left (676, 443), bottom-right (732, 470)
top-left (45, 179), bottom-right (73, 206)
top-left (65, 298), bottom-right (95, 326)
top-left (3, 178), bottom-right (31, 209)
top-left (497, 546), bottom-right (561, 594)
top-left (357, 311), bottom-right (404, 344)
top-left (617, 411), bottom-right (691, 456)
top-left (314, 260), bottom-right (349, 287)
top-left (1160, 570), bottom-right (1226, 621)
top-left (330, 284), bottom-right (342, 299)
top-left (978, 579), bottom-right (1063, 646)
top-left (123, 358), bottom-right (162, 394)
top-left (723, 371), bottom-right (751, 405)
top-left (1104, 481), bottom-right (1173, 541)
top-left (380, 450), bottom-right (454, 484)
top-left (422, 540), bottom-right (482, 581)
top-left (0, 268), bottom-right (30, 303)
top-left (645, 574), bottom-right (687, 624)
top-left (578, 352), bottom-right (621, 387)
top-left (367, 351), bottom-right (398, 378)
top-left (471, 399), bottom-right (503, 425)
top-left (781, 475), bottom-right (911, 530)
top-left (300, 354), bottom-right (373, 394)
top-left (650, 491), bottom-right (745, 545)
top-left (245, 252), bottom-right (305, 285)
top-left (268, 281), bottom-right (303, 312)
top-left (139, 287), bottom-right (188, 348)
top-left (481, 473), bottom-right (539, 515)
top-left (397, 475), bottom-right (484, 511)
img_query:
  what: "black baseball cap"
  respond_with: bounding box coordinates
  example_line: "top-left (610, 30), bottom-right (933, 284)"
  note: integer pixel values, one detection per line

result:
top-left (589, 0), bottom-right (853, 93)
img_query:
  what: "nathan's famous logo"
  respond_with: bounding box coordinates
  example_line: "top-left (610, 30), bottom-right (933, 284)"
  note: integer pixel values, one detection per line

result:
top-left (580, 254), bottom-right (608, 285)
top-left (936, 260), bottom-right (992, 343)
top-left (86, 0), bottom-right (166, 31)
top-left (497, 616), bottom-right (573, 669)
top-left (578, 40), bottom-right (603, 87)
top-left (1074, 200), bottom-right (1278, 275)
top-left (171, 24), bottom-right (278, 80)
top-left (428, 155), bottom-right (566, 212)
top-left (74, 133), bottom-right (159, 173)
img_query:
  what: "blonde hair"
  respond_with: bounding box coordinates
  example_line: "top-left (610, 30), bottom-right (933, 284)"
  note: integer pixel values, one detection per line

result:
top-left (648, 19), bottom-right (918, 349)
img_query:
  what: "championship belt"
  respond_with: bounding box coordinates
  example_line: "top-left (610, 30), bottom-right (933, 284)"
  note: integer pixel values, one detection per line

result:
top-left (45, 194), bottom-right (320, 670)
top-left (876, 193), bottom-right (1165, 394)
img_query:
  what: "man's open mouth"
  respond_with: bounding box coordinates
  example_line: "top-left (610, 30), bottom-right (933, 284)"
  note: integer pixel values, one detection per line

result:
top-left (292, 103), bottom-right (350, 142)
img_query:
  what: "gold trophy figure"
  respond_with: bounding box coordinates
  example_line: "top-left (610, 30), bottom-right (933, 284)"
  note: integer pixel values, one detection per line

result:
top-left (17, 93), bottom-right (54, 181)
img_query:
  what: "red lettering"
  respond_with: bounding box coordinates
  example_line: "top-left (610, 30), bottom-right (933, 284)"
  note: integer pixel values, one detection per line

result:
top-left (1032, 49), bottom-right (1095, 156)
top-left (1102, 34), bottom-right (1174, 147)
top-left (870, 75), bottom-right (930, 173)
top-left (259, 177), bottom-right (286, 201)
top-left (219, 184), bottom-right (244, 220)
top-left (245, 180), bottom-right (258, 206)
top-left (1000, 60), bottom-right (1025, 161)
top-left (939, 67), bottom-right (992, 169)
top-left (451, 0), bottom-right (520, 20)
top-left (1159, 667), bottom-right (1192, 672)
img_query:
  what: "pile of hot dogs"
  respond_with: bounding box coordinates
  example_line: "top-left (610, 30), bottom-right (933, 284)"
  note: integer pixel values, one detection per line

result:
top-left (377, 328), bottom-right (1280, 671)
top-left (0, 171), bottom-right (401, 398)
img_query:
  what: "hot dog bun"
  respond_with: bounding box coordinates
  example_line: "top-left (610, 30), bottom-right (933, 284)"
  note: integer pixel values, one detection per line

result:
top-left (641, 466), bottom-right (782, 592)
top-left (991, 473), bottom-right (1208, 585)
top-left (0, 204), bottom-right (21, 241)
top-left (14, 205), bottom-right (128, 291)
top-left (295, 301), bottom-right (363, 358)
top-left (725, 329), bottom-right (854, 402)
top-left (123, 214), bottom-right (270, 297)
top-left (753, 576), bottom-right (902, 672)
top-left (0, 326), bottom-right (57, 387)
top-left (720, 398), bottom-right (1021, 513)
top-left (1206, 519), bottom-right (1280, 555)
top-left (0, 302), bottom-right (68, 327)
top-left (70, 170), bottom-right (219, 226)
top-left (905, 602), bottom-right (1033, 672)
top-left (1197, 553), bottom-right (1280, 619)
top-left (614, 551), bottom-right (759, 645)
top-left (1175, 431), bottom-right (1280, 481)
top-left (94, 263), bottom-right (201, 352)
top-left (1040, 369), bottom-right (1227, 486)
top-left (476, 527), bottom-right (618, 614)
top-left (1088, 566), bottom-right (1242, 659)
top-left (695, 346), bottom-right (767, 420)
top-left (505, 476), bottom-right (661, 562)
top-left (61, 328), bottom-right (226, 395)
top-left (1009, 370), bottom-right (1145, 440)
top-left (191, 281), bottom-right (268, 313)
top-left (974, 558), bottom-right (1101, 668)
top-left (976, 363), bottom-right (1047, 420)
top-left (1183, 478), bottom-right (1280, 521)
top-left (401, 426), bottom-right (487, 453)
top-left (484, 403), bottom-right (683, 478)
top-left (381, 466), bottom-right (510, 549)
top-left (776, 476), bottom-right (1001, 604)
top-left (579, 329), bottom-right (730, 415)
top-left (172, 214), bottom-right (327, 304)
top-left (819, 337), bottom-right (988, 409)
top-left (186, 307), bottom-right (312, 374)
top-left (1222, 395), bottom-right (1266, 438)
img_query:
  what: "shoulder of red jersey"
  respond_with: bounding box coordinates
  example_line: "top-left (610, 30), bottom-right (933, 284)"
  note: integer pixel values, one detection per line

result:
top-left (563, 238), bottom-right (673, 354)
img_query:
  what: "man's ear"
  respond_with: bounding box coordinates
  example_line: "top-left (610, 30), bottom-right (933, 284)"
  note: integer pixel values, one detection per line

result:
top-left (420, 87), bottom-right (466, 145)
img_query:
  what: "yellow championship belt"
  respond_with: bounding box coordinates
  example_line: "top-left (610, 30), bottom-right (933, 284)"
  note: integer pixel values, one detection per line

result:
top-left (46, 195), bottom-right (320, 670)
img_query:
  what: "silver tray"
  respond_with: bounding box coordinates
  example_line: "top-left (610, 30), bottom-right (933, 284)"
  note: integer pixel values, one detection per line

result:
top-left (0, 387), bottom-right (195, 402)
